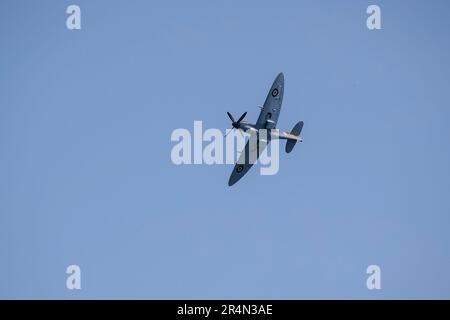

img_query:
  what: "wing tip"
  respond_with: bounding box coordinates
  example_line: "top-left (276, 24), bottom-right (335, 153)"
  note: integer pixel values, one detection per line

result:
top-left (277, 72), bottom-right (284, 81)
top-left (228, 177), bottom-right (237, 187)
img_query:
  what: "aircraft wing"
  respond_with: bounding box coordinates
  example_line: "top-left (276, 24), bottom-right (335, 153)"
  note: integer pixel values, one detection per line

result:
top-left (255, 73), bottom-right (284, 130)
top-left (228, 135), bottom-right (268, 186)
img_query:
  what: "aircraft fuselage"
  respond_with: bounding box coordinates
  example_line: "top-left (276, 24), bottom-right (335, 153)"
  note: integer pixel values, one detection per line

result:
top-left (234, 121), bottom-right (302, 142)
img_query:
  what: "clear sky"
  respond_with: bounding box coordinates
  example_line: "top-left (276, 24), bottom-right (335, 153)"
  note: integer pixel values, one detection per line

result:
top-left (1, 0), bottom-right (450, 299)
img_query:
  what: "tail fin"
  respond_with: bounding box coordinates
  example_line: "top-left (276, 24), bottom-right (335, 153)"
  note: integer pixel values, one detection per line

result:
top-left (286, 121), bottom-right (304, 153)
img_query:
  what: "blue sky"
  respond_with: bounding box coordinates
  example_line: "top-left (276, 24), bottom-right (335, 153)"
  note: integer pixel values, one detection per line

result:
top-left (1, 0), bottom-right (450, 299)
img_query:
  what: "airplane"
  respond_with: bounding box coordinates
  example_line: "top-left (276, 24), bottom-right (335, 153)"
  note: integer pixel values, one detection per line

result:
top-left (226, 72), bottom-right (304, 186)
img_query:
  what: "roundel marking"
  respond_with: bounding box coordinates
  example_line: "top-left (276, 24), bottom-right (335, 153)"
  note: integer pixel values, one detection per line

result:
top-left (271, 88), bottom-right (279, 97)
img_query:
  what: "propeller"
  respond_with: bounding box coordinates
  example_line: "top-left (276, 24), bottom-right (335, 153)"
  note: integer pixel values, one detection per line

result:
top-left (227, 111), bottom-right (247, 128)
top-left (226, 111), bottom-right (247, 137)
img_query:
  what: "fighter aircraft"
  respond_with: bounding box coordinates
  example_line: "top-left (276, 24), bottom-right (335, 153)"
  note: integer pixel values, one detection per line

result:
top-left (226, 72), bottom-right (304, 186)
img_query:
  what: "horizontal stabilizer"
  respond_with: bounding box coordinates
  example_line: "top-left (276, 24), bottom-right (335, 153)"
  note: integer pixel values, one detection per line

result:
top-left (286, 121), bottom-right (304, 153)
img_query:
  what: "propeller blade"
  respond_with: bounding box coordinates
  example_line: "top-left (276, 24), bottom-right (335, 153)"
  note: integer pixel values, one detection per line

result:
top-left (236, 111), bottom-right (247, 123)
top-left (225, 128), bottom-right (245, 138)
top-left (225, 128), bottom-right (233, 137)
top-left (227, 112), bottom-right (235, 123)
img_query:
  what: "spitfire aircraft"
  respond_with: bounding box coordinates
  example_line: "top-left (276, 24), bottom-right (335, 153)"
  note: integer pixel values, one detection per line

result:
top-left (226, 72), bottom-right (304, 186)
